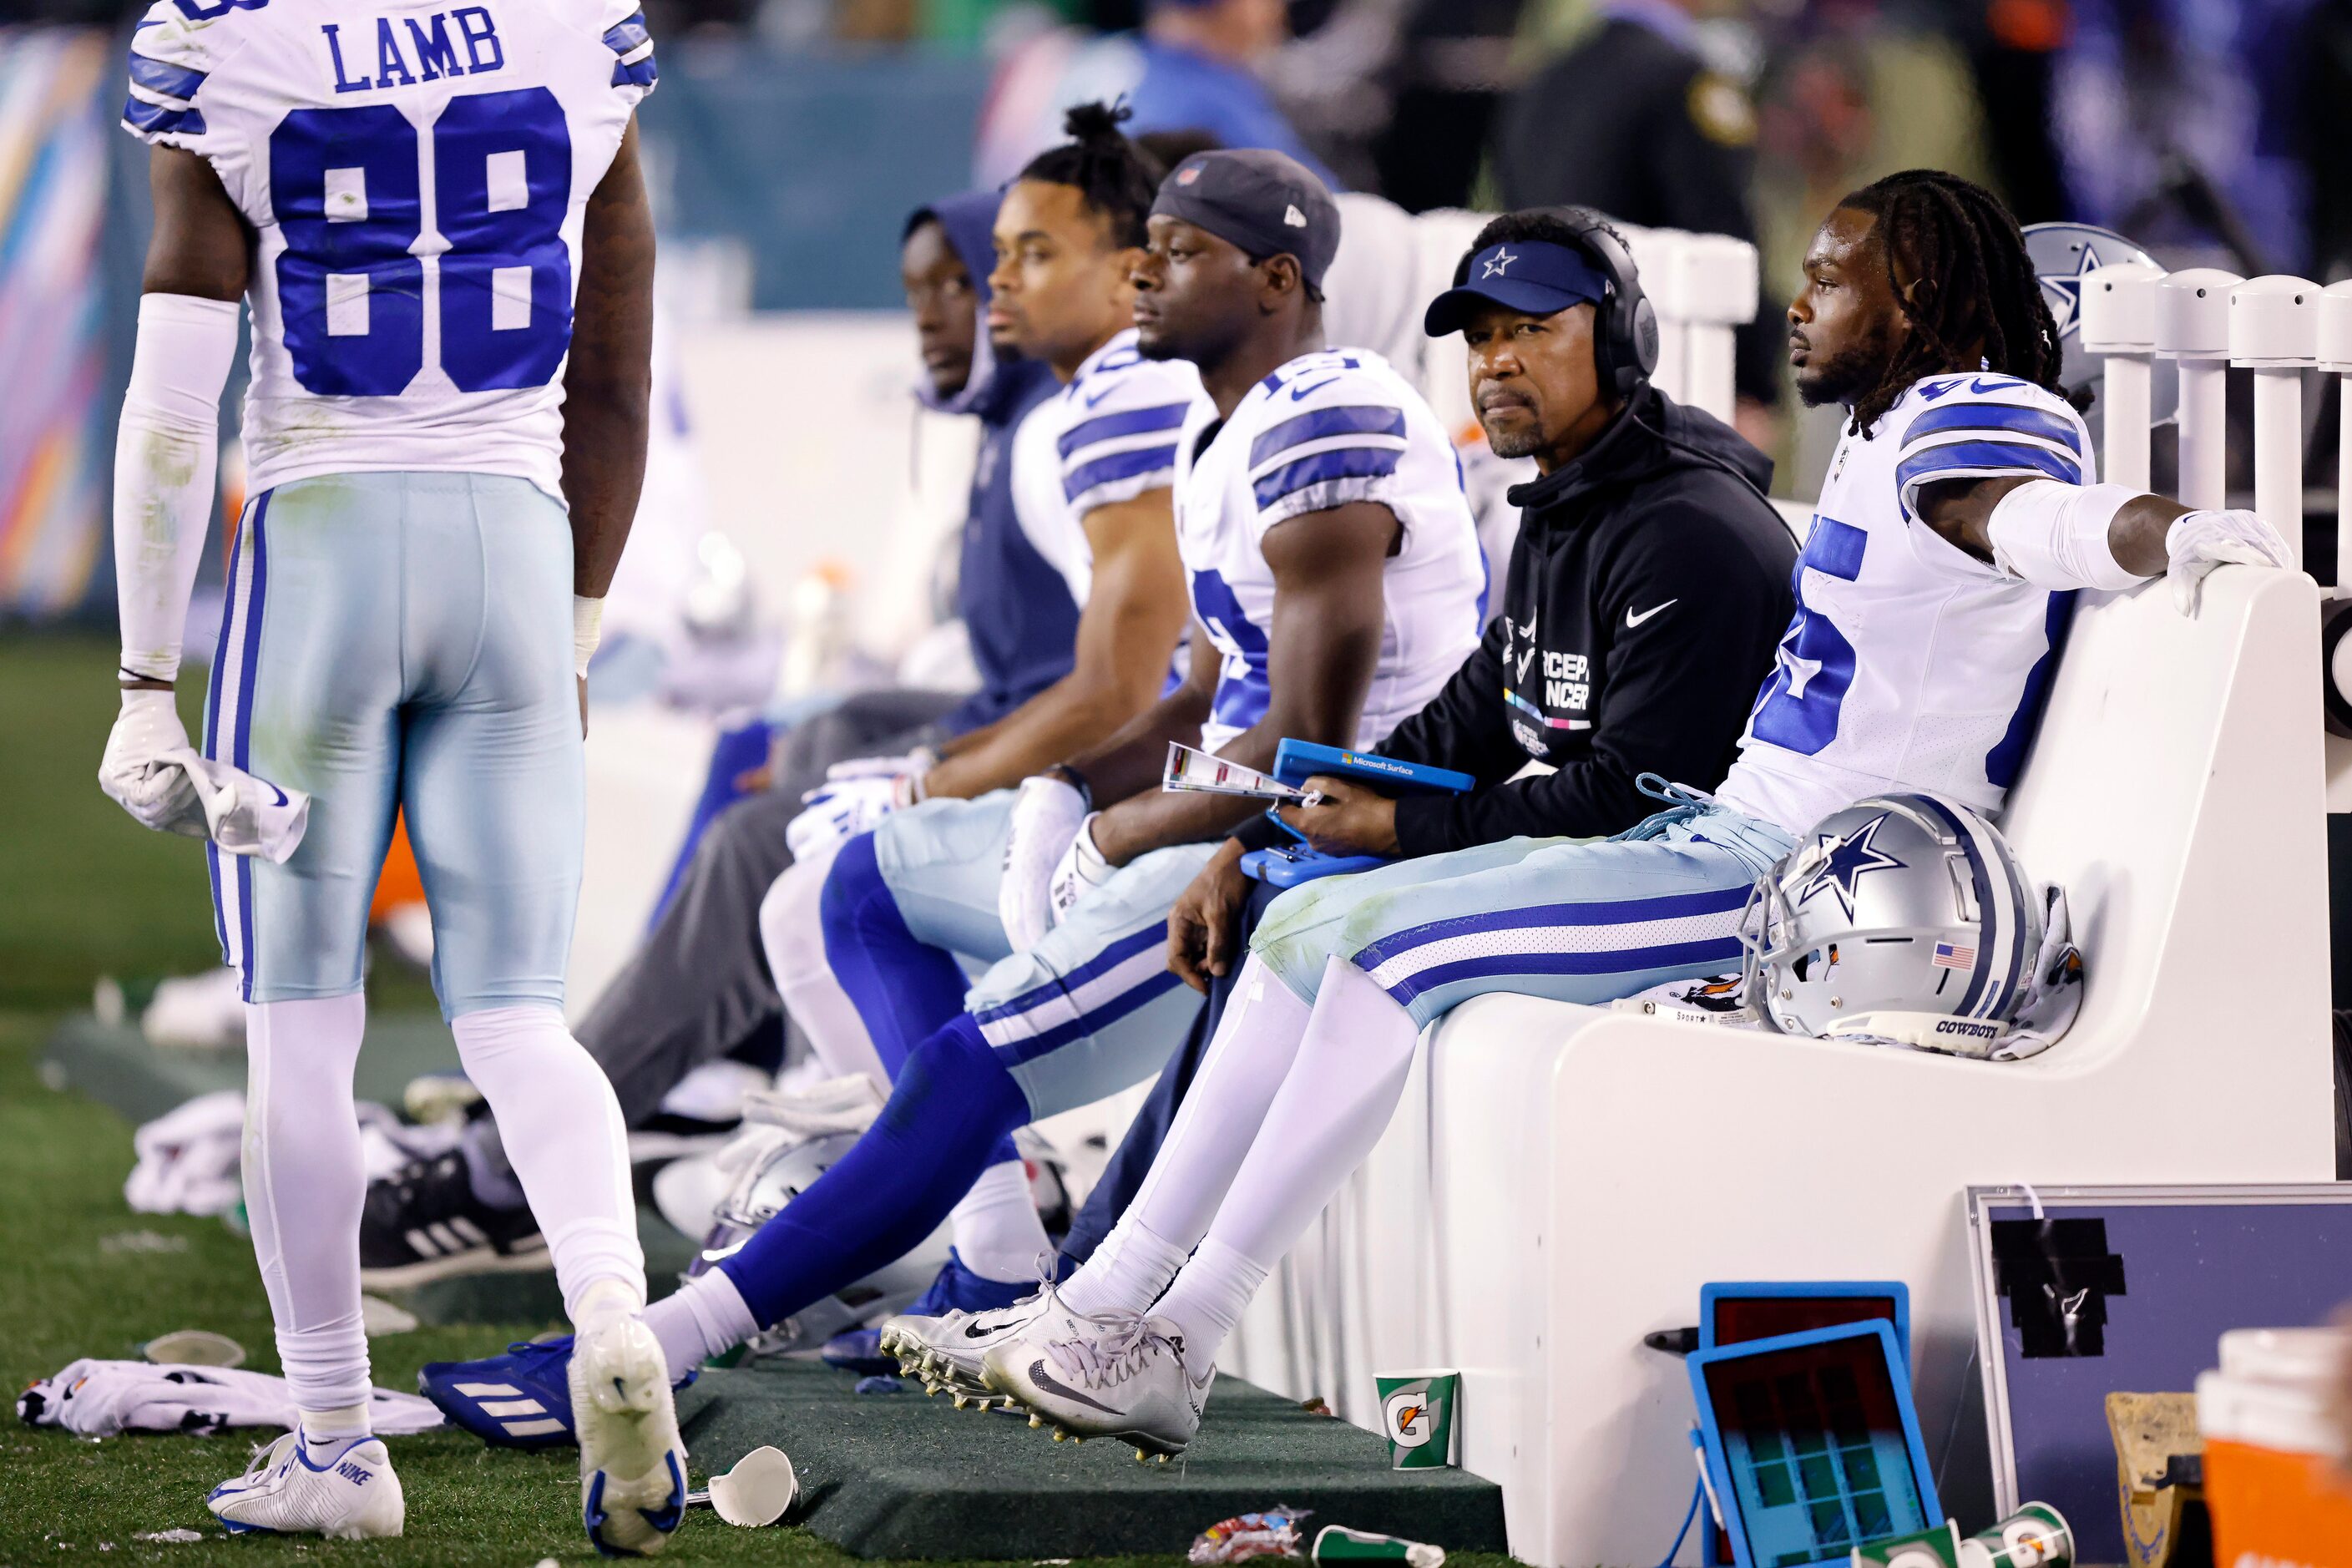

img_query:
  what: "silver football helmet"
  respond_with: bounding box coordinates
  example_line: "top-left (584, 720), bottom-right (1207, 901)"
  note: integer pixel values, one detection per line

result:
top-left (688, 1124), bottom-right (949, 1355)
top-left (1740, 792), bottom-right (2046, 1057)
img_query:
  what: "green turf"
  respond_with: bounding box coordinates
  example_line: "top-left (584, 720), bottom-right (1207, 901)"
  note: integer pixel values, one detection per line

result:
top-left (0, 635), bottom-right (1522, 1566)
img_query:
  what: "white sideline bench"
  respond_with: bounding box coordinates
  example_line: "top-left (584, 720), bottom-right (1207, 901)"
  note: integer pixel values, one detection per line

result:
top-left (1220, 564), bottom-right (2334, 1565)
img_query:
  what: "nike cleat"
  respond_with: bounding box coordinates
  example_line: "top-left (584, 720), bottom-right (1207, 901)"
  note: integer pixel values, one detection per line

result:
top-left (206, 1431), bottom-right (405, 1539)
top-left (884, 1267), bottom-right (1088, 1409)
top-left (421, 1335), bottom-right (697, 1453)
top-left (980, 1309), bottom-right (1214, 1458)
top-left (571, 1315), bottom-right (689, 1555)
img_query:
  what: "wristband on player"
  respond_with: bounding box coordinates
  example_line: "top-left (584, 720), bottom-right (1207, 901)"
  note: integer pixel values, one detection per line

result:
top-left (1982, 479), bottom-right (2144, 593)
top-left (573, 595), bottom-right (605, 678)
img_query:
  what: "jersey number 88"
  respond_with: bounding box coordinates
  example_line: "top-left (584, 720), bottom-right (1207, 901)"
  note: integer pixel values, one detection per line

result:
top-left (271, 88), bottom-right (571, 397)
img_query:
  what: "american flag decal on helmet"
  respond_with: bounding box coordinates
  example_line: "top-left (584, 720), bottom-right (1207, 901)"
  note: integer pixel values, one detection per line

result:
top-left (1933, 939), bottom-right (1976, 970)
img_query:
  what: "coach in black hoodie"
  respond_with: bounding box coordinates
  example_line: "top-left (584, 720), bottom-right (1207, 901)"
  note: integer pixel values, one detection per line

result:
top-left (1237, 206), bottom-right (1796, 877)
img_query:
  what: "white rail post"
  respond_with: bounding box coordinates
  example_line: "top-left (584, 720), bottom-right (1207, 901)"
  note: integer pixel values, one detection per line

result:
top-left (2227, 276), bottom-right (2317, 571)
top-left (2319, 281), bottom-right (2352, 597)
top-left (1625, 225), bottom-right (1688, 404)
top-left (2156, 268), bottom-right (2243, 510)
top-left (2077, 260), bottom-right (2163, 493)
top-left (1675, 233), bottom-right (1758, 425)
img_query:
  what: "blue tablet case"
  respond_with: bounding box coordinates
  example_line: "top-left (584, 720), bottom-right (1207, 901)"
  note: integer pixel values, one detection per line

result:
top-left (1687, 1322), bottom-right (1940, 1568)
top-left (1699, 1282), bottom-right (1911, 1358)
top-left (1239, 740), bottom-right (1474, 887)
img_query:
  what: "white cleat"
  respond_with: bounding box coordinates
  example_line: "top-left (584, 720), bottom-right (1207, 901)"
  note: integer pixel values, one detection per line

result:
top-left (889, 1278), bottom-right (1095, 1408)
top-left (570, 1316), bottom-right (689, 1555)
top-left (981, 1310), bottom-right (1213, 1458)
top-left (206, 1432), bottom-right (404, 1540)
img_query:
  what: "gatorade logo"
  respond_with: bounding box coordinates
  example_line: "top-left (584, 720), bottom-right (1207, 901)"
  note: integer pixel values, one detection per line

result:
top-left (1384, 1391), bottom-right (1431, 1448)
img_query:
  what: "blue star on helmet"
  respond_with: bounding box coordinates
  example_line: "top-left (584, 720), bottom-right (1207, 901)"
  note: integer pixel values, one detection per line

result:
top-left (1482, 247), bottom-right (1518, 279)
top-left (1795, 812), bottom-right (1907, 921)
top-left (2039, 240), bottom-right (2102, 339)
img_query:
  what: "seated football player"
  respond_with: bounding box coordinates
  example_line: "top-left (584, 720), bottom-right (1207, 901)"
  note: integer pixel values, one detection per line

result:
top-left (355, 180), bottom-right (1090, 1286)
top-left (422, 145), bottom-right (1490, 1441)
top-left (974, 169), bottom-right (2293, 1458)
top-left (1052, 203), bottom-right (1798, 1268)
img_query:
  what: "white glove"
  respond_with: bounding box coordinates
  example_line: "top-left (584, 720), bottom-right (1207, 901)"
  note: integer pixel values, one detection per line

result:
top-left (2165, 508), bottom-right (2291, 616)
top-left (1047, 812), bottom-right (1115, 928)
top-left (999, 774), bottom-right (1088, 951)
top-left (785, 775), bottom-right (899, 862)
top-left (99, 688), bottom-right (203, 835)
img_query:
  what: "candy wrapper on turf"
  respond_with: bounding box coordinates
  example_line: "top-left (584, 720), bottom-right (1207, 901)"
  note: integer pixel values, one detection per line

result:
top-left (1190, 1508), bottom-right (1314, 1563)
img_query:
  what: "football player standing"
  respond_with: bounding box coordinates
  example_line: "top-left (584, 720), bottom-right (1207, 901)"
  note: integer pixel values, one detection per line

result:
top-left (101, 0), bottom-right (677, 1548)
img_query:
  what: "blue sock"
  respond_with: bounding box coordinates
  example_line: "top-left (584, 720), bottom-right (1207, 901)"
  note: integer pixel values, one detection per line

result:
top-left (716, 1014), bottom-right (1029, 1330)
top-left (821, 832), bottom-right (971, 1075)
top-left (819, 833), bottom-right (1020, 1172)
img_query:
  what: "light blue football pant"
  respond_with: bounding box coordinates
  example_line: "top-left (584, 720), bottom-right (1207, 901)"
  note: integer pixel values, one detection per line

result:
top-left (1250, 800), bottom-right (1798, 1028)
top-left (202, 473), bottom-right (583, 1019)
top-left (869, 792), bottom-right (1216, 1115)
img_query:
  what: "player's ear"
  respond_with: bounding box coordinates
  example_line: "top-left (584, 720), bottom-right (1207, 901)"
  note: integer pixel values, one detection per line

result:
top-left (1259, 253), bottom-right (1302, 312)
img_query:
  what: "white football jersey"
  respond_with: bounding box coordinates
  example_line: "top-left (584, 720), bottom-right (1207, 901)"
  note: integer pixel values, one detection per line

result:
top-left (1176, 347), bottom-right (1485, 755)
top-left (121, 0), bottom-right (656, 499)
top-left (1008, 328), bottom-right (1205, 606)
top-left (1717, 372), bottom-right (2094, 834)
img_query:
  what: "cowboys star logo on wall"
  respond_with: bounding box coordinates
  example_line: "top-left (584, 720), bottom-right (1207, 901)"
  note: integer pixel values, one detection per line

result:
top-left (1482, 248), bottom-right (1517, 279)
top-left (1796, 812), bottom-right (1906, 920)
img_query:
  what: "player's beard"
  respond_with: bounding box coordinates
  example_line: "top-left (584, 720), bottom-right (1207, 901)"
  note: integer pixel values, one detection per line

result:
top-left (1793, 321), bottom-right (1894, 409)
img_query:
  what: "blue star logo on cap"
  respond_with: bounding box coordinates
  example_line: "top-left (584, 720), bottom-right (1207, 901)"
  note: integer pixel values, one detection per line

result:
top-left (1482, 248), bottom-right (1517, 279)
top-left (1795, 812), bottom-right (1906, 921)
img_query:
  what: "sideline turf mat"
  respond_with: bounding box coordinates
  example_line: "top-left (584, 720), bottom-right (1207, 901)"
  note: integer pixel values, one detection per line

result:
top-left (675, 1358), bottom-right (1507, 1560)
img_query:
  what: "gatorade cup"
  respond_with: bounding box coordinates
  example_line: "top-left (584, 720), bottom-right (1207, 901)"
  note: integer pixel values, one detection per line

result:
top-left (1313, 1525), bottom-right (1445, 1568)
top-left (1849, 1521), bottom-right (1963, 1568)
top-left (1955, 1505), bottom-right (2072, 1568)
top-left (1373, 1369), bottom-right (1459, 1469)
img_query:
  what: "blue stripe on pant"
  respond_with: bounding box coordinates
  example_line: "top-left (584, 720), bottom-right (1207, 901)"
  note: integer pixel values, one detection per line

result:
top-left (1251, 804), bottom-right (1798, 1028)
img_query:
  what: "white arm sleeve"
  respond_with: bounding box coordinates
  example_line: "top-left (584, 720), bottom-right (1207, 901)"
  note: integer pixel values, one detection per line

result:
top-left (114, 293), bottom-right (239, 682)
top-left (1981, 478), bottom-right (2146, 593)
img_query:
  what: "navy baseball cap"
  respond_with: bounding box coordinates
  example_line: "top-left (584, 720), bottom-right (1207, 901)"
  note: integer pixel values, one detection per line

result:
top-left (1153, 149), bottom-right (1342, 293)
top-left (1424, 240), bottom-right (1611, 336)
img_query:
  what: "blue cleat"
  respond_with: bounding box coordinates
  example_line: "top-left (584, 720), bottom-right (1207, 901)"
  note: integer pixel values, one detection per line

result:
top-left (419, 1335), bottom-right (696, 1452)
top-left (820, 1327), bottom-right (897, 1377)
top-left (904, 1248), bottom-right (1039, 1321)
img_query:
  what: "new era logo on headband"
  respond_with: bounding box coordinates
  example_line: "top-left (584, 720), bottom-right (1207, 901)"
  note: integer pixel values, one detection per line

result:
top-left (1283, 204), bottom-right (1307, 228)
top-left (1178, 165), bottom-right (1201, 185)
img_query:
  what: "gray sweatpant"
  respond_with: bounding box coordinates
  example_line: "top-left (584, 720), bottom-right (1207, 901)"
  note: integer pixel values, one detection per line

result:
top-left (472, 687), bottom-right (962, 1185)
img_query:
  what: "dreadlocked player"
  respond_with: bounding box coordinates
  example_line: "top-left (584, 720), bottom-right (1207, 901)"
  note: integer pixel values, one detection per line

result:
top-left (972, 169), bottom-right (2294, 1458)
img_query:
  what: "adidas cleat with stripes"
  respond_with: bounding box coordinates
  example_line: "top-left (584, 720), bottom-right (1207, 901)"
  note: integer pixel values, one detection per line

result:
top-left (573, 1313), bottom-right (689, 1556)
top-left (360, 1152), bottom-right (549, 1288)
top-left (206, 1431), bottom-right (405, 1540)
top-left (419, 1334), bottom-right (697, 1452)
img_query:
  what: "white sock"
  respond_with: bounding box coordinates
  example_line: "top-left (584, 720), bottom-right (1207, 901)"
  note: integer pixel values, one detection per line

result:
top-left (1156, 957), bottom-right (1419, 1368)
top-left (242, 995), bottom-right (372, 1414)
top-left (449, 1004), bottom-right (643, 1323)
top-left (1152, 1237), bottom-right (1267, 1366)
top-left (1060, 953), bottom-right (1311, 1323)
top-left (949, 1159), bottom-right (1052, 1285)
top-left (300, 1404), bottom-right (372, 1445)
top-left (642, 1269), bottom-right (761, 1375)
top-left (762, 846), bottom-right (889, 1090)
top-left (1057, 1214), bottom-right (1191, 1318)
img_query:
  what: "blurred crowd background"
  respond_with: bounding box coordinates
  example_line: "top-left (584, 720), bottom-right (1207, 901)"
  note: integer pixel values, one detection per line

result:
top-left (3, 0), bottom-right (2349, 621)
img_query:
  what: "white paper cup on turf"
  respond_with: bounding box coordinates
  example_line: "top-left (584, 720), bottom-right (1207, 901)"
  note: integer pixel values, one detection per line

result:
top-left (706, 1445), bottom-right (798, 1526)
